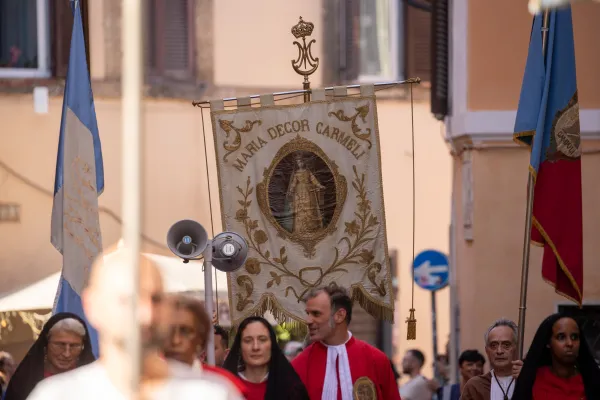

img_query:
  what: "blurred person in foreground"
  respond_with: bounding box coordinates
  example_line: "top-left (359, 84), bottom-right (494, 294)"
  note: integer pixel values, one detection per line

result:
top-left (399, 349), bottom-right (434, 400)
top-left (291, 284), bottom-right (400, 400)
top-left (5, 313), bottom-right (95, 400)
top-left (512, 313), bottom-right (600, 400)
top-left (437, 349), bottom-right (485, 400)
top-left (27, 246), bottom-right (241, 400)
top-left (461, 318), bottom-right (523, 400)
top-left (163, 294), bottom-right (247, 397)
top-left (0, 351), bottom-right (16, 396)
top-left (223, 316), bottom-right (309, 400)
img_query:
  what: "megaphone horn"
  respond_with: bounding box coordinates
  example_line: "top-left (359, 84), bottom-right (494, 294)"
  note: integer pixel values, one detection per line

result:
top-left (167, 219), bottom-right (208, 261)
top-left (211, 231), bottom-right (248, 273)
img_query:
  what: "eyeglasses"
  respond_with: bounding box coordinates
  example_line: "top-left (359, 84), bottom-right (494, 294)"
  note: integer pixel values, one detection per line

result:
top-left (48, 341), bottom-right (84, 353)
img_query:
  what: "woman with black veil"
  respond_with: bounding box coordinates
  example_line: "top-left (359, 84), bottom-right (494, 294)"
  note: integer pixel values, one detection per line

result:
top-left (223, 316), bottom-right (309, 400)
top-left (512, 312), bottom-right (600, 400)
top-left (4, 312), bottom-right (96, 400)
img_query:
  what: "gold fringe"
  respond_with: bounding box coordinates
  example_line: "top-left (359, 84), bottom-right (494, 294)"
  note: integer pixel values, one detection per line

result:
top-left (229, 288), bottom-right (395, 340)
top-left (512, 130), bottom-right (534, 149)
top-left (532, 216), bottom-right (583, 306)
top-left (231, 296), bottom-right (309, 339)
top-left (406, 308), bottom-right (417, 340)
top-left (351, 287), bottom-right (394, 322)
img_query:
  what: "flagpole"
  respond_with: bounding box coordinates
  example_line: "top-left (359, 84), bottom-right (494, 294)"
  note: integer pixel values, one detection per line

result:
top-left (517, 10), bottom-right (550, 360)
top-left (122, 0), bottom-right (143, 397)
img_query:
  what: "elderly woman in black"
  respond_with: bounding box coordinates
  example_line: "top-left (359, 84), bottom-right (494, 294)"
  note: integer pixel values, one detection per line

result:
top-left (4, 312), bottom-right (96, 400)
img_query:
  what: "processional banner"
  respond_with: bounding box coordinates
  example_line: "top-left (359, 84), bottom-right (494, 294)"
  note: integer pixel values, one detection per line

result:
top-left (210, 85), bottom-right (394, 328)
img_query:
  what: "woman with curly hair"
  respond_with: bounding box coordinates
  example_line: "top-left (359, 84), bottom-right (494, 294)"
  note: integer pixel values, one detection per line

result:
top-left (512, 313), bottom-right (600, 400)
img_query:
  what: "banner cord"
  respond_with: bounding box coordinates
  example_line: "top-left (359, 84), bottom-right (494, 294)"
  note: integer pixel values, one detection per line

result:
top-left (406, 83), bottom-right (418, 340)
top-left (200, 106), bottom-right (219, 324)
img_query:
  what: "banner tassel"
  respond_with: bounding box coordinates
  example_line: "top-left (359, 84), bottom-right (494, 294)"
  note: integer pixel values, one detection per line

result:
top-left (406, 308), bottom-right (417, 340)
top-left (407, 81), bottom-right (418, 340)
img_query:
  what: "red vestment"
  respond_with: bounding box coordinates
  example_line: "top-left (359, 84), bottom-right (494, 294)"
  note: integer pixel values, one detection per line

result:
top-left (532, 366), bottom-right (586, 400)
top-left (239, 379), bottom-right (267, 400)
top-left (292, 336), bottom-right (401, 400)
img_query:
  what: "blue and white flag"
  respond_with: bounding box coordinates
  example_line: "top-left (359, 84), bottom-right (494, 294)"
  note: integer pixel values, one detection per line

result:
top-left (51, 0), bottom-right (104, 356)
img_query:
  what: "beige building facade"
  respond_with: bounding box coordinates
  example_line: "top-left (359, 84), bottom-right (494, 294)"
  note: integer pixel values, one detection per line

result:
top-left (447, 0), bottom-right (600, 363)
top-left (0, 0), bottom-right (449, 375)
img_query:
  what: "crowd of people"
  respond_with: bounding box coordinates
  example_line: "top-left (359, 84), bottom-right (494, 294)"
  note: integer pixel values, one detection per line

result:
top-left (396, 316), bottom-right (600, 400)
top-left (0, 246), bottom-right (598, 399)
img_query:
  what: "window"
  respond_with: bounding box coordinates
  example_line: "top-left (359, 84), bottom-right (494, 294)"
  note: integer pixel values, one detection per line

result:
top-left (325, 0), bottom-right (431, 84)
top-left (358, 0), bottom-right (402, 82)
top-left (146, 0), bottom-right (196, 81)
top-left (0, 0), bottom-right (90, 80)
top-left (0, 0), bottom-right (50, 78)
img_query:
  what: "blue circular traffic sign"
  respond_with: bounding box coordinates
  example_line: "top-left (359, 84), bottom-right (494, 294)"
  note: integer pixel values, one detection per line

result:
top-left (412, 250), bottom-right (449, 291)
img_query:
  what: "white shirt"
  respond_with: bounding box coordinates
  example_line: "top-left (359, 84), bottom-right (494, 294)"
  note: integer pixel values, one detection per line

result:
top-left (490, 370), bottom-right (515, 400)
top-left (399, 375), bottom-right (433, 400)
top-left (26, 361), bottom-right (239, 400)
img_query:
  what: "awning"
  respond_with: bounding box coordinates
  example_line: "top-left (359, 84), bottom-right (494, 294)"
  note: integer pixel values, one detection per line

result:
top-left (0, 253), bottom-right (229, 313)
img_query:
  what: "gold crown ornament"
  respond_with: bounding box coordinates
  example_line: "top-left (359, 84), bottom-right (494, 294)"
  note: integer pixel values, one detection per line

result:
top-left (291, 17), bottom-right (314, 39)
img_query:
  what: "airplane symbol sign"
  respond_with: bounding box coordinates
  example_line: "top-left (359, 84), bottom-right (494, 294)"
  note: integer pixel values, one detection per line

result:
top-left (412, 250), bottom-right (449, 291)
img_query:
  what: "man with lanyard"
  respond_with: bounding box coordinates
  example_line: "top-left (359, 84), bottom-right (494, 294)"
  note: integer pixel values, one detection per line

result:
top-left (461, 319), bottom-right (523, 400)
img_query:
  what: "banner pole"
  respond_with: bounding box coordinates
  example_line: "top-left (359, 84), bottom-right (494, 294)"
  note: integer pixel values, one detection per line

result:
top-left (517, 10), bottom-right (550, 360)
top-left (431, 290), bottom-right (439, 381)
top-left (122, 0), bottom-right (143, 397)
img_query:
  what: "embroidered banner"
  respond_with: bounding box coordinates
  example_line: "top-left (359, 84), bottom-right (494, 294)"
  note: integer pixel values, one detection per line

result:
top-left (210, 86), bottom-right (393, 328)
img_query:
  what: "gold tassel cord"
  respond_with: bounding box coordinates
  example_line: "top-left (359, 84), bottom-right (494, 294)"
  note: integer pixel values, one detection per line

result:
top-left (406, 308), bottom-right (417, 340)
top-left (407, 82), bottom-right (417, 340)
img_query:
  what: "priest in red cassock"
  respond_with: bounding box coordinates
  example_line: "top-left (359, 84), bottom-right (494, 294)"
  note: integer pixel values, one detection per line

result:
top-left (292, 284), bottom-right (401, 400)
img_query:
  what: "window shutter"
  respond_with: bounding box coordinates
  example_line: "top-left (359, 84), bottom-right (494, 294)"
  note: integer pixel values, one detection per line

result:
top-left (80, 0), bottom-right (91, 73)
top-left (145, 0), bottom-right (160, 74)
top-left (431, 0), bottom-right (449, 119)
top-left (321, 0), bottom-right (340, 85)
top-left (51, 0), bottom-right (90, 78)
top-left (163, 0), bottom-right (193, 79)
top-left (147, 0), bottom-right (195, 80)
top-left (404, 2), bottom-right (431, 82)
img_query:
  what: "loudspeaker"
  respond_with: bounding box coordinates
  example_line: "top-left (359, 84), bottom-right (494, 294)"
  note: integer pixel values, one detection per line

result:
top-left (211, 231), bottom-right (248, 272)
top-left (167, 220), bottom-right (208, 260)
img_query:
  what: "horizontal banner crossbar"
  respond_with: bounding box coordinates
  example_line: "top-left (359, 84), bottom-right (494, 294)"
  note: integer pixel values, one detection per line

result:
top-left (192, 78), bottom-right (421, 107)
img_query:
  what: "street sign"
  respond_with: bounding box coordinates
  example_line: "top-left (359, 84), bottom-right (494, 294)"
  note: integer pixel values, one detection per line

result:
top-left (412, 249), bottom-right (449, 291)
